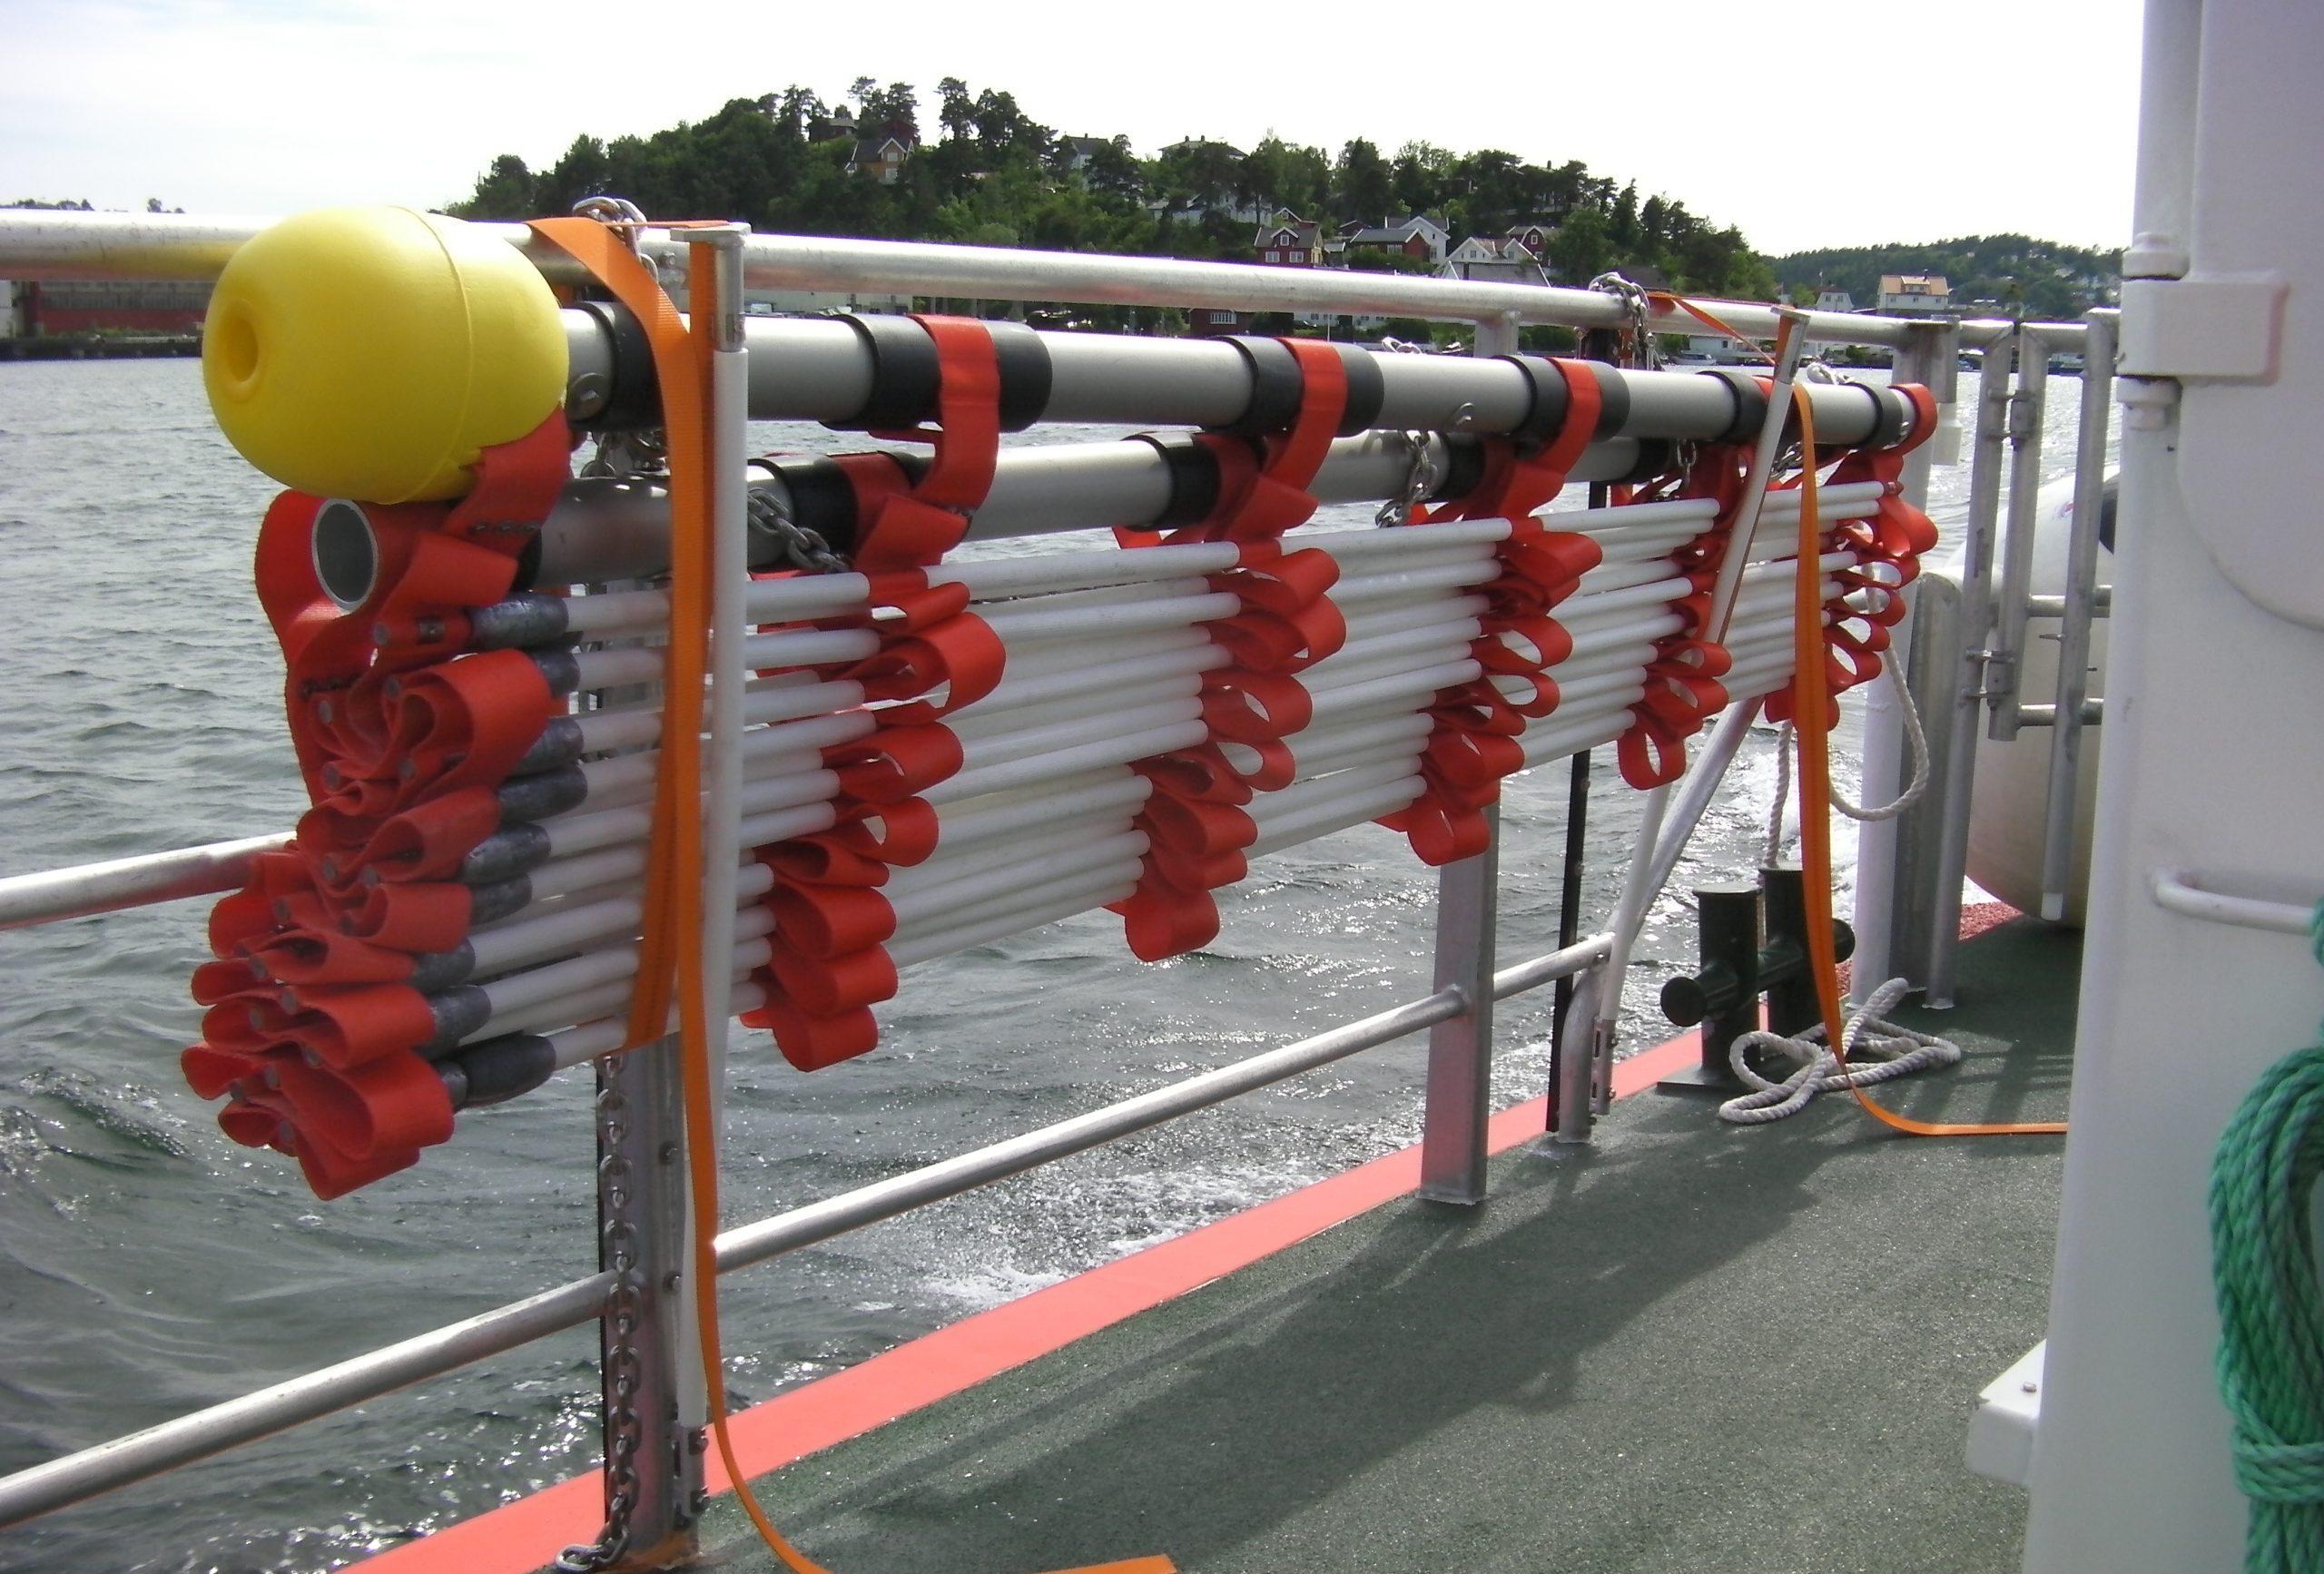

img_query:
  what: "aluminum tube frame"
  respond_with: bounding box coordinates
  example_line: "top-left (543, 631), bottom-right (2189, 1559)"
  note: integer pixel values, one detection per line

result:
top-left (0, 832), bottom-right (290, 930)
top-left (1571, 310), bottom-right (1813, 1132)
top-left (1922, 339), bottom-right (2018, 1006)
top-left (0, 212), bottom-right (2080, 352)
top-left (2035, 310), bottom-right (2116, 921)
top-left (1990, 331), bottom-right (2053, 742)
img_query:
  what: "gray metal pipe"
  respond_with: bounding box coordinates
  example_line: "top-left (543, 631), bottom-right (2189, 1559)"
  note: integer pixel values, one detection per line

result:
top-left (1924, 339), bottom-right (2019, 1006)
top-left (528, 430), bottom-right (1652, 586)
top-left (1989, 333), bottom-right (2053, 742)
top-left (566, 310), bottom-right (1911, 439)
top-left (0, 1273), bottom-right (615, 1528)
top-left (0, 211), bottom-right (2073, 350)
top-left (0, 832), bottom-right (291, 930)
top-left (2035, 310), bottom-right (2116, 920)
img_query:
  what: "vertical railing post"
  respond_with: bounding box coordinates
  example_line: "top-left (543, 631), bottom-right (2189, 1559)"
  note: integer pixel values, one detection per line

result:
top-left (1852, 317), bottom-right (1956, 997)
top-left (1922, 335), bottom-right (2018, 1006)
top-left (2034, 308), bottom-right (2116, 920)
top-left (568, 1040), bottom-right (702, 1573)
top-left (1417, 310), bottom-right (1518, 1204)
top-left (1989, 330), bottom-right (2052, 742)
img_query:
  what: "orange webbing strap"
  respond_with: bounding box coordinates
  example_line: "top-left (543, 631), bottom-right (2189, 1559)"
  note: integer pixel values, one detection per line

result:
top-left (529, 218), bottom-right (1173, 1574)
top-left (1649, 290), bottom-right (1777, 364)
top-left (1787, 384), bottom-right (2065, 1138)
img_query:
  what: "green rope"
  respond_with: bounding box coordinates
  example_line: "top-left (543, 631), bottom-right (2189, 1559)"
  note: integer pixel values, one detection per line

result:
top-left (2210, 904), bottom-right (2324, 1573)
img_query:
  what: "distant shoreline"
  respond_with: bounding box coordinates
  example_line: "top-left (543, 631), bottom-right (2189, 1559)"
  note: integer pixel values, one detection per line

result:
top-left (0, 334), bottom-right (200, 362)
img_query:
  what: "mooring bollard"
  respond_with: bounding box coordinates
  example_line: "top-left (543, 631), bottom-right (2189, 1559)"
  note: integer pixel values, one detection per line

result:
top-left (1657, 868), bottom-right (1854, 1095)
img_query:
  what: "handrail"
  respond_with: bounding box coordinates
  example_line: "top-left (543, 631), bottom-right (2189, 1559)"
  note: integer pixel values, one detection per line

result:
top-left (0, 832), bottom-right (290, 930)
top-left (0, 210), bottom-right (2074, 349)
top-left (2151, 870), bottom-right (2320, 936)
top-left (0, 932), bottom-right (1610, 1530)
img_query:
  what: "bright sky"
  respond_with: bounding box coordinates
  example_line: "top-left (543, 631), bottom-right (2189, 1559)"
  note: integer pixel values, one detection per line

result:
top-left (1, 0), bottom-right (2140, 258)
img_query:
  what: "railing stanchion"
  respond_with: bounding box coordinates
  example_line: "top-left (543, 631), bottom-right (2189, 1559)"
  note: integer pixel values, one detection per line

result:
top-left (1418, 310), bottom-right (1521, 1205)
top-left (1924, 335), bottom-right (2020, 1005)
top-left (1990, 328), bottom-right (2051, 741)
top-left (1853, 318), bottom-right (1955, 998)
top-left (2035, 308), bottom-right (2116, 920)
top-left (576, 1038), bottom-right (702, 1572)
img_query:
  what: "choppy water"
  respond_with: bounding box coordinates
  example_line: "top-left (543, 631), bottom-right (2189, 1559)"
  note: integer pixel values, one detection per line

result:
top-left (0, 356), bottom-right (2076, 1572)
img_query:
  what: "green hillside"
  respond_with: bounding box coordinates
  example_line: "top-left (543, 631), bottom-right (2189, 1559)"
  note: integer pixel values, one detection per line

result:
top-left (1768, 234), bottom-right (2118, 320)
top-left (448, 78), bottom-right (1776, 308)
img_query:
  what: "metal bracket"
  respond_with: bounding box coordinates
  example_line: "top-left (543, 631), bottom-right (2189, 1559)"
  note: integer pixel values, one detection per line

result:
top-left (2118, 272), bottom-right (2289, 383)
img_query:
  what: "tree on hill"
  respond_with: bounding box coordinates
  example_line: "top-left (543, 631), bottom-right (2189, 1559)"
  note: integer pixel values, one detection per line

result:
top-left (445, 78), bottom-right (1775, 298)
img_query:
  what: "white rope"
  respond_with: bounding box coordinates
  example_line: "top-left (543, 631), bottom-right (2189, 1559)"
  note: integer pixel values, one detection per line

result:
top-left (1762, 655), bottom-right (1932, 862)
top-left (1717, 977), bottom-right (1963, 1125)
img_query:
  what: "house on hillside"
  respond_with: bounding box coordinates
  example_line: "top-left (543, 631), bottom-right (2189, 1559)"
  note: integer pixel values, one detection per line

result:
top-left (1059, 136), bottom-right (1112, 175)
top-left (1187, 305), bottom-right (1259, 338)
top-left (1439, 235), bottom-right (1550, 286)
top-left (1877, 273), bottom-right (1951, 315)
top-left (1254, 211), bottom-right (1322, 266)
top-left (1341, 214), bottom-right (1450, 267)
top-left (1505, 222), bottom-right (1555, 260)
top-left (847, 133), bottom-right (913, 184)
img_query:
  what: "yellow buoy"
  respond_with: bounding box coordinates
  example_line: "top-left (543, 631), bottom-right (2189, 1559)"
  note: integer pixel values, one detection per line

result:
top-left (202, 206), bottom-right (567, 503)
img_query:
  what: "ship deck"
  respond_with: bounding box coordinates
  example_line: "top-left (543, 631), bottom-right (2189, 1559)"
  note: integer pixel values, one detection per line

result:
top-left (682, 916), bottom-right (2077, 1574)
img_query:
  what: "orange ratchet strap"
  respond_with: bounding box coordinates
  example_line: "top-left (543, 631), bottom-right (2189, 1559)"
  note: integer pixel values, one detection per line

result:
top-left (1785, 384), bottom-right (2065, 1138)
top-left (530, 220), bottom-right (1173, 1573)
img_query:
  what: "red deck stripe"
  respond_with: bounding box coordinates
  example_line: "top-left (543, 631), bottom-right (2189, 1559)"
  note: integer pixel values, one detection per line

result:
top-left (355, 1029), bottom-right (1702, 1574)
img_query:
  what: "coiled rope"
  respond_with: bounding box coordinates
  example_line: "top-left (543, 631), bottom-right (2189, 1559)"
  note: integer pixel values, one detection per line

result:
top-left (2210, 903), bottom-right (2324, 1573)
top-left (1717, 976), bottom-right (1963, 1124)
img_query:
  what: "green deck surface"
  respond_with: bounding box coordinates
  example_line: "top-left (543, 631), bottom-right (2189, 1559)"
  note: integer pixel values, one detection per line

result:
top-left (695, 919), bottom-right (2079, 1573)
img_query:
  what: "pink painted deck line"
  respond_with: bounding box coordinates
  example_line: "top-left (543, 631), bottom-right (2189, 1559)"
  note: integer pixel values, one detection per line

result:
top-left (356, 1031), bottom-right (1707, 1574)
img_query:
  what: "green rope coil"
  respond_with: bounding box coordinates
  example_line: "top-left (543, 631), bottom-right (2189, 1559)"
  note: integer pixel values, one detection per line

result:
top-left (2210, 905), bottom-right (2324, 1573)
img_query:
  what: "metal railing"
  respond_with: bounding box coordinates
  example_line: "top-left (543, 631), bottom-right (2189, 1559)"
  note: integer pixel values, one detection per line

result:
top-left (0, 218), bottom-right (2075, 1565)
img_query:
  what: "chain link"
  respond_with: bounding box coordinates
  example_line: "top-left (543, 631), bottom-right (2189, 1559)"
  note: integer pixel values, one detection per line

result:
top-left (555, 1074), bottom-right (648, 1574)
top-left (746, 484), bottom-right (851, 573)
top-left (1584, 271), bottom-right (1662, 372)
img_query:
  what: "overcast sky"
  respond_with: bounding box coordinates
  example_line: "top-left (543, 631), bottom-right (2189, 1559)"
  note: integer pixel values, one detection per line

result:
top-left (3, 0), bottom-right (2140, 258)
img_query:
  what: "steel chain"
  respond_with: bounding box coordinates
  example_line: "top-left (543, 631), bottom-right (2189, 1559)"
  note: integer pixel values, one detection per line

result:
top-left (746, 484), bottom-right (851, 573)
top-left (1585, 271), bottom-right (1661, 371)
top-left (555, 1075), bottom-right (647, 1574)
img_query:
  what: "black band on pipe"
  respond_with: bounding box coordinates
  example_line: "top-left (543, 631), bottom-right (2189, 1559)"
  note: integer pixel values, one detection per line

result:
top-left (757, 457), bottom-right (864, 557)
top-left (835, 314), bottom-right (941, 430)
top-left (571, 300), bottom-right (660, 432)
top-left (1619, 438), bottom-right (1679, 485)
top-left (1334, 343), bottom-right (1385, 437)
top-left (1700, 368), bottom-right (1769, 444)
top-left (1435, 433), bottom-right (1490, 505)
top-left (1866, 386), bottom-right (1909, 449)
top-left (446, 1033), bottom-right (559, 1108)
top-left (1218, 337), bottom-right (1305, 437)
top-left (1128, 433), bottom-right (1223, 529)
top-left (1585, 360), bottom-right (1630, 438)
top-left (989, 321), bottom-right (1052, 433)
top-left (1498, 355), bottom-right (1572, 448)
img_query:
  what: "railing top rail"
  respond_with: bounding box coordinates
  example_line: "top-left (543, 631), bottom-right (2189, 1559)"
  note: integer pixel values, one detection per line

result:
top-left (0, 210), bottom-right (2073, 349)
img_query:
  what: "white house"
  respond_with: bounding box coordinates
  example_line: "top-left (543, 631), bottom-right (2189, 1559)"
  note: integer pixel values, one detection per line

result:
top-left (1814, 286), bottom-right (1856, 312)
top-left (1876, 273), bottom-right (1950, 315)
top-left (1438, 235), bottom-right (1549, 286)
